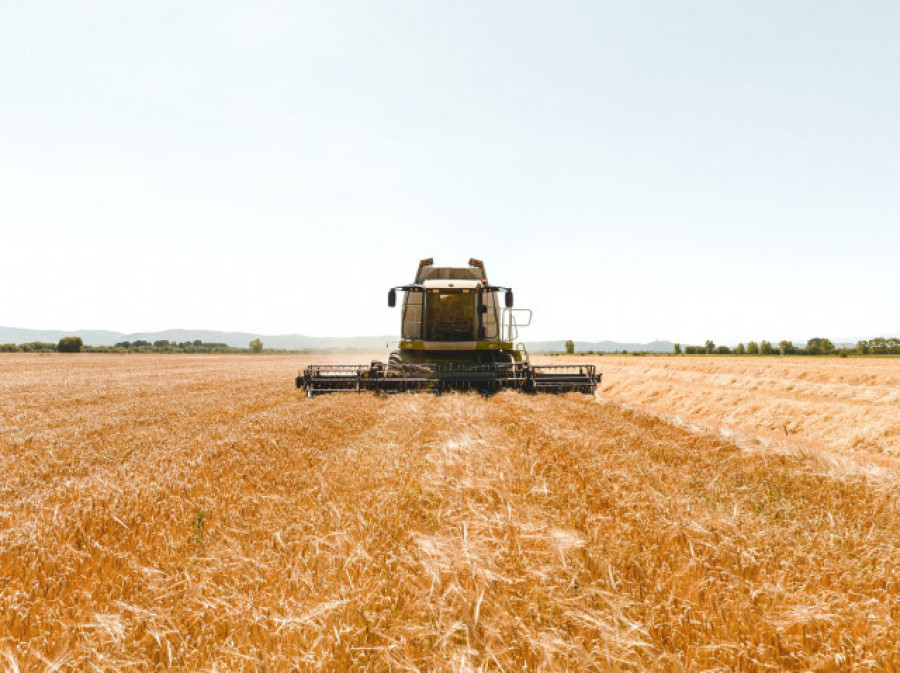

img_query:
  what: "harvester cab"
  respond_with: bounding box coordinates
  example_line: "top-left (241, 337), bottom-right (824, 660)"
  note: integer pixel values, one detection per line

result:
top-left (388, 258), bottom-right (522, 365)
top-left (296, 258), bottom-right (599, 396)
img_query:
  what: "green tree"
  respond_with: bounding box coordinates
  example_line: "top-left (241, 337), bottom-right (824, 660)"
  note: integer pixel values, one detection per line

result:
top-left (22, 342), bottom-right (56, 353)
top-left (759, 340), bottom-right (773, 355)
top-left (704, 340), bottom-right (715, 354)
top-left (672, 342), bottom-right (682, 355)
top-left (564, 340), bottom-right (575, 355)
top-left (747, 341), bottom-right (759, 355)
top-left (57, 336), bottom-right (83, 353)
top-left (250, 338), bottom-right (264, 353)
top-left (735, 343), bottom-right (746, 355)
top-left (805, 337), bottom-right (834, 355)
top-left (778, 340), bottom-right (795, 356)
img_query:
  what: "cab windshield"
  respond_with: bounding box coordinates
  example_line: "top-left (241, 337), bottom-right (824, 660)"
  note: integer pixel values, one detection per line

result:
top-left (424, 291), bottom-right (477, 341)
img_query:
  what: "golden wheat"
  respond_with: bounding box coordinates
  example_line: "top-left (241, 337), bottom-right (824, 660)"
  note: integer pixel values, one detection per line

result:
top-left (1, 354), bottom-right (898, 671)
top-left (554, 354), bottom-right (900, 457)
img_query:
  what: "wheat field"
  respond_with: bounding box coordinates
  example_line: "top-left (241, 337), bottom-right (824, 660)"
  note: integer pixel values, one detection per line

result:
top-left (580, 355), bottom-right (900, 456)
top-left (1, 354), bottom-right (899, 671)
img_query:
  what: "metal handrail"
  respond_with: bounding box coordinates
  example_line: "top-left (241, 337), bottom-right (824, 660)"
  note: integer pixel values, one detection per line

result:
top-left (502, 308), bottom-right (533, 342)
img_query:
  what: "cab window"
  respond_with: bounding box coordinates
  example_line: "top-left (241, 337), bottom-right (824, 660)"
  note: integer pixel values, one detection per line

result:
top-left (424, 291), bottom-right (476, 341)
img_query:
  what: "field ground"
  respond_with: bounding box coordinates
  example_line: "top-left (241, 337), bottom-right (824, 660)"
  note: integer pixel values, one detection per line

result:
top-left (1, 354), bottom-right (899, 671)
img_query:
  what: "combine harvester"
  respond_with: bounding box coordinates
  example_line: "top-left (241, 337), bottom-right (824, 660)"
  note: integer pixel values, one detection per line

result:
top-left (296, 258), bottom-right (600, 396)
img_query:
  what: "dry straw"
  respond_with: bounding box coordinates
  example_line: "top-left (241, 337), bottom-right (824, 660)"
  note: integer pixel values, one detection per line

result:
top-left (583, 354), bottom-right (900, 456)
top-left (0, 354), bottom-right (898, 670)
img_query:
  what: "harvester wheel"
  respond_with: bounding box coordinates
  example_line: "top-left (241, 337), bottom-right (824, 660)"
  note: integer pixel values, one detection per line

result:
top-left (388, 351), bottom-right (404, 366)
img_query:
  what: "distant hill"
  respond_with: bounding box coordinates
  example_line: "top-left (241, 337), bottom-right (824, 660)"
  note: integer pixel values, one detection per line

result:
top-left (0, 326), bottom-right (672, 352)
top-left (0, 327), bottom-right (395, 351)
top-left (525, 340), bottom-right (675, 353)
top-left (2, 327), bottom-right (894, 353)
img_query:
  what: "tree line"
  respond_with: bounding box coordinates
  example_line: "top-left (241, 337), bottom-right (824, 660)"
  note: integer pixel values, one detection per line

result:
top-left (0, 337), bottom-right (278, 354)
top-left (554, 337), bottom-right (900, 357)
top-left (672, 337), bottom-right (900, 357)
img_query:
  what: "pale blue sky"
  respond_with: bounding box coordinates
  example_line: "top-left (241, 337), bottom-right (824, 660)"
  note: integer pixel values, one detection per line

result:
top-left (1, 2), bottom-right (898, 342)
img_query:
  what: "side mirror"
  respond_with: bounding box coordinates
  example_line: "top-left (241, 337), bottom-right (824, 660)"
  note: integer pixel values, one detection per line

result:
top-left (388, 289), bottom-right (396, 307)
top-left (505, 290), bottom-right (514, 308)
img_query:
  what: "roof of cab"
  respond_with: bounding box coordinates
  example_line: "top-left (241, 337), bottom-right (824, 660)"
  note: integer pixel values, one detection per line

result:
top-left (416, 266), bottom-right (484, 283)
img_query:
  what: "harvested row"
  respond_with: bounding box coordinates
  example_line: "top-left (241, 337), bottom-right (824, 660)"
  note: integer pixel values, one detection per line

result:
top-left (1, 355), bottom-right (898, 670)
top-left (565, 354), bottom-right (900, 456)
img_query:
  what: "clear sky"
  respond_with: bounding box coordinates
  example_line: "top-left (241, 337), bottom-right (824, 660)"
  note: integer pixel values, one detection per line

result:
top-left (2, 1), bottom-right (898, 343)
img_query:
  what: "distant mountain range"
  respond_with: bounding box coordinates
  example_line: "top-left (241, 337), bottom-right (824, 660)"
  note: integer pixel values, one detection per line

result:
top-left (526, 340), bottom-right (674, 353)
top-left (1, 327), bottom-right (894, 353)
top-left (0, 327), bottom-right (396, 351)
top-left (0, 326), bottom-right (676, 353)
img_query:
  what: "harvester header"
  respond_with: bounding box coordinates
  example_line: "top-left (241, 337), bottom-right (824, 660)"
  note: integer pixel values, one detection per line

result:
top-left (296, 258), bottom-right (599, 396)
